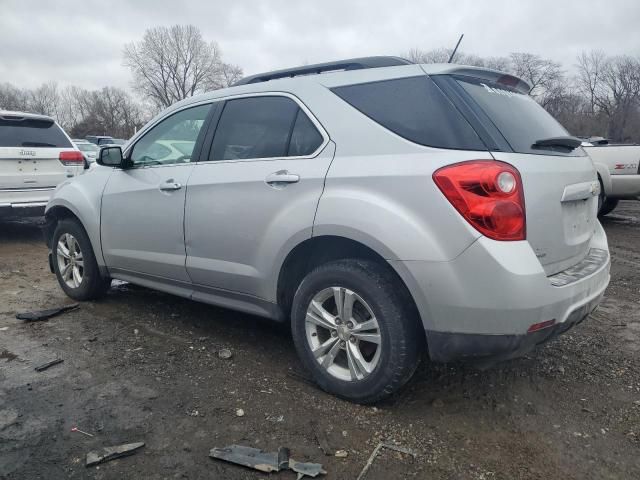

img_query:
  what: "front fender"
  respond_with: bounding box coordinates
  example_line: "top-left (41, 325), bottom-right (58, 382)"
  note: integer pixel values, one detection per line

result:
top-left (45, 167), bottom-right (112, 266)
top-left (593, 162), bottom-right (612, 196)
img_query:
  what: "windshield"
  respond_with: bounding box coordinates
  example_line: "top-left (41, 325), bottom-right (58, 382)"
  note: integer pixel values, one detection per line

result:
top-left (456, 76), bottom-right (583, 156)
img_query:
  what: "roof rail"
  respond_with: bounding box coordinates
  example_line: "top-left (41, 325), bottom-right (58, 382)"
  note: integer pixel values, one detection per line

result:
top-left (233, 56), bottom-right (414, 86)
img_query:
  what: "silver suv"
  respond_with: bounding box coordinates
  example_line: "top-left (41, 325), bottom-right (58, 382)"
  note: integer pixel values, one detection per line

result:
top-left (45, 57), bottom-right (610, 403)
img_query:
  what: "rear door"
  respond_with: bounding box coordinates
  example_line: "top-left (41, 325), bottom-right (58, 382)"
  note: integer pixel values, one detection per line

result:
top-left (448, 75), bottom-right (599, 275)
top-left (0, 115), bottom-right (78, 190)
top-left (185, 94), bottom-right (333, 299)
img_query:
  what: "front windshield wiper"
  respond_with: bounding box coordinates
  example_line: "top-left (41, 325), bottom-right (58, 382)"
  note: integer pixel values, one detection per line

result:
top-left (532, 136), bottom-right (582, 151)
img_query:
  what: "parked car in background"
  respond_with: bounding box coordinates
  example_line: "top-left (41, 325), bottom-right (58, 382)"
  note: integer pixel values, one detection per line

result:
top-left (583, 140), bottom-right (640, 216)
top-left (107, 138), bottom-right (126, 146)
top-left (0, 111), bottom-right (85, 218)
top-left (86, 135), bottom-right (115, 146)
top-left (44, 57), bottom-right (610, 403)
top-left (73, 139), bottom-right (100, 163)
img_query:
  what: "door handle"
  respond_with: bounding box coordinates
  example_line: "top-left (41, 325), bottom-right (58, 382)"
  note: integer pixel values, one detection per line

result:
top-left (265, 170), bottom-right (300, 185)
top-left (159, 179), bottom-right (182, 191)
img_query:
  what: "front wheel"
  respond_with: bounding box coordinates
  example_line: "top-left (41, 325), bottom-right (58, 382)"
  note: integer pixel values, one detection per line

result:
top-left (290, 259), bottom-right (422, 403)
top-left (599, 198), bottom-right (619, 217)
top-left (52, 219), bottom-right (111, 300)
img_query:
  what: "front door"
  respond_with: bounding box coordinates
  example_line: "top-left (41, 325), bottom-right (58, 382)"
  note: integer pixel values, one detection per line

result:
top-left (101, 103), bottom-right (212, 282)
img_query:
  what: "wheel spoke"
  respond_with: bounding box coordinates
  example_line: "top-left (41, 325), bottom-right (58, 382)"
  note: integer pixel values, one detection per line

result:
top-left (306, 300), bottom-right (336, 330)
top-left (333, 287), bottom-right (344, 319)
top-left (57, 243), bottom-right (70, 259)
top-left (321, 340), bottom-right (342, 369)
top-left (61, 262), bottom-right (72, 280)
top-left (72, 266), bottom-right (82, 287)
top-left (346, 341), bottom-right (371, 380)
top-left (312, 337), bottom-right (338, 359)
top-left (75, 259), bottom-right (84, 268)
top-left (352, 332), bottom-right (381, 344)
top-left (352, 319), bottom-right (378, 332)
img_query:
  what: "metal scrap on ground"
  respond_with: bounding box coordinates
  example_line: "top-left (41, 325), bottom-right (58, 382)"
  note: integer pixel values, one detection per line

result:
top-left (210, 444), bottom-right (326, 478)
top-left (86, 442), bottom-right (145, 467)
top-left (34, 358), bottom-right (64, 372)
top-left (356, 442), bottom-right (418, 480)
top-left (16, 304), bottom-right (79, 322)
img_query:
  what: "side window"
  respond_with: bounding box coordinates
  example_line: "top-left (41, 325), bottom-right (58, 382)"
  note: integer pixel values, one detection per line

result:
top-left (130, 104), bottom-right (211, 166)
top-left (332, 76), bottom-right (486, 151)
top-left (210, 96), bottom-right (322, 161)
top-left (288, 110), bottom-right (323, 156)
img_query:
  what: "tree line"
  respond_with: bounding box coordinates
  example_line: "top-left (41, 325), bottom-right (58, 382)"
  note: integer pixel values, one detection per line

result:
top-left (1, 24), bottom-right (638, 144)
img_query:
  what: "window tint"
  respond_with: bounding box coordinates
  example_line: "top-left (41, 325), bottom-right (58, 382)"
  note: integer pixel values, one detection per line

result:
top-left (332, 76), bottom-right (485, 151)
top-left (456, 77), bottom-right (579, 156)
top-left (211, 97), bottom-right (299, 161)
top-left (288, 110), bottom-right (323, 156)
top-left (0, 118), bottom-right (71, 148)
top-left (131, 104), bottom-right (210, 166)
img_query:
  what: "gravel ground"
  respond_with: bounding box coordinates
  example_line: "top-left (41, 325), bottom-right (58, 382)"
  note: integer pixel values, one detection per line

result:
top-left (1, 201), bottom-right (639, 479)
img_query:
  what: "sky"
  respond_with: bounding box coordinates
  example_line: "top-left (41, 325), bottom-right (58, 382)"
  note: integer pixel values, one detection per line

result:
top-left (1, 0), bottom-right (639, 92)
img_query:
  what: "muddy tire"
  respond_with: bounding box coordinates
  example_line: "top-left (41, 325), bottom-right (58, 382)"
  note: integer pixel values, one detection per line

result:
top-left (290, 259), bottom-right (422, 404)
top-left (52, 218), bottom-right (110, 301)
top-left (599, 198), bottom-right (619, 217)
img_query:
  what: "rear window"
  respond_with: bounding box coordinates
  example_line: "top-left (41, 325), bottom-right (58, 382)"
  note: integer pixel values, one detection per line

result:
top-left (331, 76), bottom-right (486, 151)
top-left (456, 77), bottom-right (579, 156)
top-left (0, 118), bottom-right (72, 148)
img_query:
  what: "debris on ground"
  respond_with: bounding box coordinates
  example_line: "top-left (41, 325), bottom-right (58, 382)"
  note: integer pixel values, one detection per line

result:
top-left (209, 445), bottom-right (326, 478)
top-left (86, 442), bottom-right (145, 467)
top-left (71, 426), bottom-right (94, 437)
top-left (34, 358), bottom-right (64, 372)
top-left (313, 423), bottom-right (335, 456)
top-left (218, 348), bottom-right (232, 359)
top-left (334, 450), bottom-right (348, 458)
top-left (356, 442), bottom-right (418, 480)
top-left (235, 408), bottom-right (245, 417)
top-left (16, 304), bottom-right (79, 322)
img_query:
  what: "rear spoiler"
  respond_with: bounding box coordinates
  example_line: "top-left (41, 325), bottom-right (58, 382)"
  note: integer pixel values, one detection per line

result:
top-left (426, 65), bottom-right (532, 95)
top-left (0, 112), bottom-right (55, 124)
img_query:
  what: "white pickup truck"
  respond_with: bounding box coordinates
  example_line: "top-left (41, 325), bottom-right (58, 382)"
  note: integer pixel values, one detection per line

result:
top-left (583, 139), bottom-right (640, 216)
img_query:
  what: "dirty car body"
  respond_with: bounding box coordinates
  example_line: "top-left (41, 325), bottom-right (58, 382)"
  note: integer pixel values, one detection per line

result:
top-left (44, 57), bottom-right (611, 402)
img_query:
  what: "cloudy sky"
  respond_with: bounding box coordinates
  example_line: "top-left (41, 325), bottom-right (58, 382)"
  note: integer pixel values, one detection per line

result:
top-left (1, 0), bottom-right (639, 92)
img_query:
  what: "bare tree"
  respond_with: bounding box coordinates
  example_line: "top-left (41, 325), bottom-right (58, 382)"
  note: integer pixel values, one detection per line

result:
top-left (576, 50), bottom-right (607, 114)
top-left (123, 25), bottom-right (242, 108)
top-left (29, 82), bottom-right (61, 117)
top-left (0, 83), bottom-right (30, 111)
top-left (509, 53), bottom-right (563, 98)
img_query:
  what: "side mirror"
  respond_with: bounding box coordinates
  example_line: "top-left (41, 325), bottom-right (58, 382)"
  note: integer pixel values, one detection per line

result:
top-left (98, 146), bottom-right (124, 167)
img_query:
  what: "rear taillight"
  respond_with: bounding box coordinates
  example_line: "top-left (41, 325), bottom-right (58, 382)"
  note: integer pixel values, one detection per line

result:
top-left (59, 151), bottom-right (85, 165)
top-left (433, 160), bottom-right (526, 241)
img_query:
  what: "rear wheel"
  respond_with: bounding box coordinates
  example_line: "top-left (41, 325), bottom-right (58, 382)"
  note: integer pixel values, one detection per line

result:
top-left (599, 198), bottom-right (619, 216)
top-left (290, 259), bottom-right (422, 403)
top-left (52, 219), bottom-right (110, 300)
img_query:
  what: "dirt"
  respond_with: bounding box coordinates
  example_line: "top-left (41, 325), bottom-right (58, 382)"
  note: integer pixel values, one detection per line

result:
top-left (1, 202), bottom-right (639, 480)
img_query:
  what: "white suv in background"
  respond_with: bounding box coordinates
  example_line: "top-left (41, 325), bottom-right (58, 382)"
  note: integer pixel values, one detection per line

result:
top-left (0, 111), bottom-right (85, 217)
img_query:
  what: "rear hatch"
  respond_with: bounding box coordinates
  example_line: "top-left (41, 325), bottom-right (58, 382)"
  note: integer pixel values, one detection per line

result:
top-left (0, 114), bottom-right (78, 190)
top-left (442, 73), bottom-right (599, 276)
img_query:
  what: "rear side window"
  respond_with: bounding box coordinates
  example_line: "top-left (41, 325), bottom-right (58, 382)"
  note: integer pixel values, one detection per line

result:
top-left (210, 96), bottom-right (324, 161)
top-left (0, 118), bottom-right (71, 148)
top-left (456, 77), bottom-right (578, 156)
top-left (331, 76), bottom-right (485, 151)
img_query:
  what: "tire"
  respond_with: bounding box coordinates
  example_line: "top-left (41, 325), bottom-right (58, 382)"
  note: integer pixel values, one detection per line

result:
top-left (290, 259), bottom-right (422, 403)
top-left (52, 218), bottom-right (110, 300)
top-left (599, 198), bottom-right (619, 217)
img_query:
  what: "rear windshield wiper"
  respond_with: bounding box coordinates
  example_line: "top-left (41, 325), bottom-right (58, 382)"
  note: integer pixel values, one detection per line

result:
top-left (532, 136), bottom-right (582, 151)
top-left (21, 141), bottom-right (58, 147)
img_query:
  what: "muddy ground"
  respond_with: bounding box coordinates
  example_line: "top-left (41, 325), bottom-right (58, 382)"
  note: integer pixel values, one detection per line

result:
top-left (1, 202), bottom-right (639, 480)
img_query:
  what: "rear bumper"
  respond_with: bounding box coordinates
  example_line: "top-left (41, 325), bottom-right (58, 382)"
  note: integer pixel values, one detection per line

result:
top-left (393, 222), bottom-right (610, 363)
top-left (610, 174), bottom-right (640, 199)
top-left (0, 188), bottom-right (54, 217)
